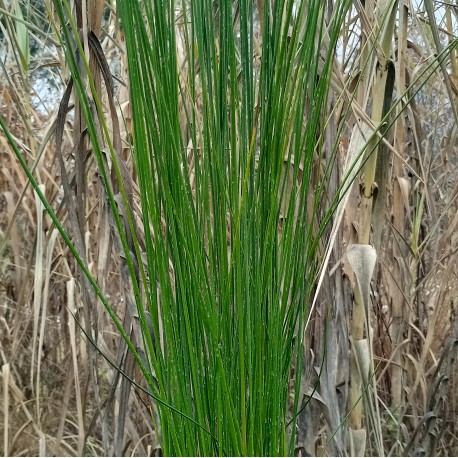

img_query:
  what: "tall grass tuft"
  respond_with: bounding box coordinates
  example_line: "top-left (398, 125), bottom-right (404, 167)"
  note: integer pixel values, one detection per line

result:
top-left (113, 1), bottom-right (351, 454)
top-left (1, 0), bottom-right (351, 455)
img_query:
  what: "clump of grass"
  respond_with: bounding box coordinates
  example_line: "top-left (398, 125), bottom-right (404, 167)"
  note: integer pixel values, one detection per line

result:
top-left (106, 1), bottom-right (352, 454)
top-left (1, 0), bottom-right (352, 455)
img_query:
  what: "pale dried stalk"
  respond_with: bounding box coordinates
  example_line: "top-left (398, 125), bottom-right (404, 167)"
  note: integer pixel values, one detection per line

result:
top-left (390, 0), bottom-right (408, 425)
top-left (348, 1), bottom-right (397, 455)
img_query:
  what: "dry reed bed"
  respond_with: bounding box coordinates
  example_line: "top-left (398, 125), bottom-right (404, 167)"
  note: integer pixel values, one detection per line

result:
top-left (1, 0), bottom-right (458, 456)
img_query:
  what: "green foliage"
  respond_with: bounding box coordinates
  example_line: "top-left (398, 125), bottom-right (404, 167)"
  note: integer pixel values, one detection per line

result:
top-left (114, 1), bottom-right (350, 454)
top-left (1, 0), bottom-right (351, 455)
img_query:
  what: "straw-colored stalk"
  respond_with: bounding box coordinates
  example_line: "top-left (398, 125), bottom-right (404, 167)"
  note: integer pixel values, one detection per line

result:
top-left (348, 1), bottom-right (397, 455)
top-left (390, 0), bottom-right (408, 421)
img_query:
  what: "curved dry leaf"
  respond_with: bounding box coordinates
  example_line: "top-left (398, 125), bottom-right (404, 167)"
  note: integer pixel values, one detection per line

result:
top-left (397, 176), bottom-right (411, 216)
top-left (346, 244), bottom-right (377, 312)
top-left (354, 338), bottom-right (371, 384)
top-left (348, 428), bottom-right (366, 457)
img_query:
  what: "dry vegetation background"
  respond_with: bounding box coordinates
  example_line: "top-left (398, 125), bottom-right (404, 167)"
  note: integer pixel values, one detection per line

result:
top-left (1, 0), bottom-right (458, 456)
